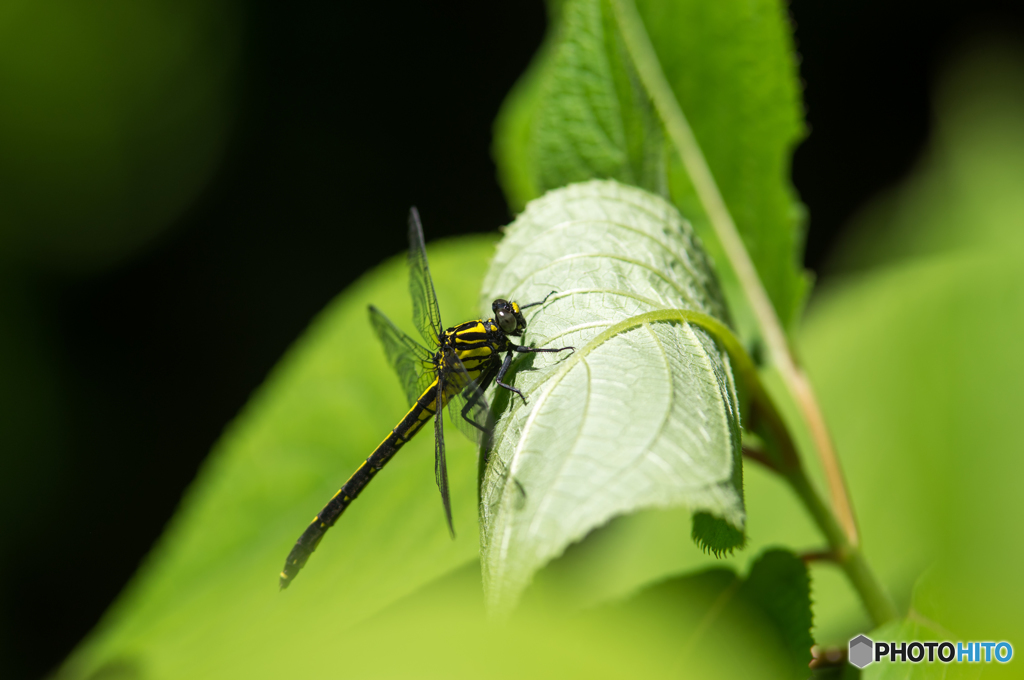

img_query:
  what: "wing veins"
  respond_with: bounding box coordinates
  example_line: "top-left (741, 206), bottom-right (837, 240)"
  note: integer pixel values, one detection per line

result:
top-left (435, 368), bottom-right (455, 537)
top-left (369, 305), bottom-right (435, 406)
top-left (408, 207), bottom-right (443, 347)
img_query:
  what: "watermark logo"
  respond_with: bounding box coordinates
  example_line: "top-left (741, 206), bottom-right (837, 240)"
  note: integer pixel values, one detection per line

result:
top-left (849, 635), bottom-right (1013, 669)
top-left (849, 635), bottom-right (873, 668)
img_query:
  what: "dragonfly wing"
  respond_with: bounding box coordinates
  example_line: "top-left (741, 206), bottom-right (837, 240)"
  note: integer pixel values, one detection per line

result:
top-left (368, 305), bottom-right (435, 405)
top-left (407, 207), bottom-right (443, 347)
top-left (434, 368), bottom-right (455, 536)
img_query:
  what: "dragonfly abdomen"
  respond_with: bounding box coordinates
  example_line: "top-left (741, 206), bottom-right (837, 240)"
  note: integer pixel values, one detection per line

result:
top-left (278, 381), bottom-right (444, 589)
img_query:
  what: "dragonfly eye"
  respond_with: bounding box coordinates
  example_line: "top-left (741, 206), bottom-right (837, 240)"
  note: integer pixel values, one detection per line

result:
top-left (496, 308), bottom-right (517, 333)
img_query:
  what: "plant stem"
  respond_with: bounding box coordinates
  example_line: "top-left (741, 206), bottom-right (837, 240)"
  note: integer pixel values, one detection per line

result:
top-left (787, 463), bottom-right (898, 626)
top-left (609, 0), bottom-right (859, 546)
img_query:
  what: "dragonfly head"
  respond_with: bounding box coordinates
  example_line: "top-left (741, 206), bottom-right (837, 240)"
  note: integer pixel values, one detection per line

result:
top-left (492, 299), bottom-right (527, 336)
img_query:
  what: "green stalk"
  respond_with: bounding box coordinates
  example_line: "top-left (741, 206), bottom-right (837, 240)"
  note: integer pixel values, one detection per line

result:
top-left (786, 464), bottom-right (899, 626)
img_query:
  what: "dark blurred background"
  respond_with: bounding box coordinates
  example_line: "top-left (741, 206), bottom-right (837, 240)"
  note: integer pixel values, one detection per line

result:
top-left (0, 1), bottom-right (1021, 677)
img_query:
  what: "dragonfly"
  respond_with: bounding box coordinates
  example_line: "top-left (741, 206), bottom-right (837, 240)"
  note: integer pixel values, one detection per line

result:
top-left (279, 208), bottom-right (574, 588)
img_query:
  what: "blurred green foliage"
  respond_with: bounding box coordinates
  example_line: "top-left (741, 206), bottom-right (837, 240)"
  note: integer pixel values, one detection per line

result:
top-left (796, 41), bottom-right (1024, 677)
top-left (863, 577), bottom-right (982, 680)
top-left (49, 3), bottom-right (1024, 679)
top-left (0, 0), bottom-right (238, 271)
top-left (828, 42), bottom-right (1024, 270)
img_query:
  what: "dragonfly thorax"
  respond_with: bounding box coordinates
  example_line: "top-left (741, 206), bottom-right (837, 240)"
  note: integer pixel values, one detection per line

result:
top-left (492, 298), bottom-right (527, 336)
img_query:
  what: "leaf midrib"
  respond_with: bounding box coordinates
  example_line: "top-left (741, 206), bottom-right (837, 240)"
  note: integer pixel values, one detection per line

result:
top-left (499, 310), bottom-right (737, 541)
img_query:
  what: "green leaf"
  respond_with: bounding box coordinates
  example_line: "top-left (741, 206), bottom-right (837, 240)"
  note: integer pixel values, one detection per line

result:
top-left (61, 236), bottom-right (496, 680)
top-left (645, 0), bottom-right (810, 330)
top-left (521, 496), bottom-right (817, 615)
top-left (493, 0), bottom-right (809, 333)
top-left (292, 549), bottom-right (810, 680)
top-left (496, 0), bottom-right (666, 206)
top-left (743, 549), bottom-right (815, 671)
top-left (479, 179), bottom-right (743, 613)
top-left (691, 510), bottom-right (746, 557)
top-left (861, 576), bottom-right (982, 680)
top-left (598, 548), bottom-right (812, 679)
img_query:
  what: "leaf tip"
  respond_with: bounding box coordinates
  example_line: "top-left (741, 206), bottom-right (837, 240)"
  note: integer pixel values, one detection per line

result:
top-left (691, 510), bottom-right (745, 557)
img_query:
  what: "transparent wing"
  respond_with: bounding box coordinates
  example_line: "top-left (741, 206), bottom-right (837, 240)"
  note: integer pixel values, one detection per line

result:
top-left (445, 357), bottom-right (497, 447)
top-left (407, 207), bottom-right (443, 347)
top-left (432, 348), bottom-right (498, 536)
top-left (368, 305), bottom-right (436, 406)
top-left (434, 368), bottom-right (454, 537)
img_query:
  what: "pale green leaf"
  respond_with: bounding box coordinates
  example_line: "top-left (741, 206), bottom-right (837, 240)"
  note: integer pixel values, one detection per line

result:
top-left (479, 179), bottom-right (743, 612)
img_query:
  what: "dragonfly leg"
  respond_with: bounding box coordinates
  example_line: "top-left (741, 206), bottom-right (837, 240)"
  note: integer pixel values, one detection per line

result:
top-left (495, 351), bottom-right (527, 405)
top-left (512, 344), bottom-right (575, 355)
top-left (460, 382), bottom-right (489, 433)
top-left (512, 477), bottom-right (529, 510)
top-left (519, 290), bottom-right (558, 310)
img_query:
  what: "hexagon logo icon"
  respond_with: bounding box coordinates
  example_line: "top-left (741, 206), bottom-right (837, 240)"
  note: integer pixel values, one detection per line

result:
top-left (849, 634), bottom-right (874, 668)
